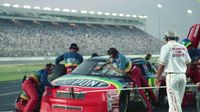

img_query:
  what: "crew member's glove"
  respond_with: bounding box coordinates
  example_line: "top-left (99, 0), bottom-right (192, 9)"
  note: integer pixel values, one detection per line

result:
top-left (94, 66), bottom-right (102, 71)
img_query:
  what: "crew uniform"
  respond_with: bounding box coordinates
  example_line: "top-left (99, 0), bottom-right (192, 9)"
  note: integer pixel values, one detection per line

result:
top-left (36, 69), bottom-right (52, 93)
top-left (187, 48), bottom-right (200, 90)
top-left (16, 67), bottom-right (53, 112)
top-left (111, 53), bottom-right (157, 112)
top-left (55, 43), bottom-right (83, 74)
top-left (158, 40), bottom-right (191, 112)
top-left (16, 74), bottom-right (40, 112)
top-left (181, 39), bottom-right (200, 90)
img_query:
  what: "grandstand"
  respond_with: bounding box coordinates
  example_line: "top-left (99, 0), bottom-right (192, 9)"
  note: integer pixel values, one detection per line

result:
top-left (0, 5), bottom-right (163, 57)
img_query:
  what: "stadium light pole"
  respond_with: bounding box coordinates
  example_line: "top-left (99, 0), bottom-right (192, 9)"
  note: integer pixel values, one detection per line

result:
top-left (187, 9), bottom-right (192, 26)
top-left (157, 3), bottom-right (162, 39)
top-left (143, 16), bottom-right (148, 32)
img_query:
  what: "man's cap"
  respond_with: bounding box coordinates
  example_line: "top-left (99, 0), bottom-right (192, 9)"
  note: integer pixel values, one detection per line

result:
top-left (69, 43), bottom-right (79, 51)
top-left (163, 31), bottom-right (179, 40)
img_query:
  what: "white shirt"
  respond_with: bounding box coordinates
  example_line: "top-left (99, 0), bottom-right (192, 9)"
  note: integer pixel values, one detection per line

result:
top-left (158, 40), bottom-right (191, 73)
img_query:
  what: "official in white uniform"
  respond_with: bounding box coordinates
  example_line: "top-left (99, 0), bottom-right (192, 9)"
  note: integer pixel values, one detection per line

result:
top-left (156, 31), bottom-right (191, 112)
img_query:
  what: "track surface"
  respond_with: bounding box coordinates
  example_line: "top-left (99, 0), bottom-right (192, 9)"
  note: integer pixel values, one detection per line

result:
top-left (0, 80), bottom-right (198, 112)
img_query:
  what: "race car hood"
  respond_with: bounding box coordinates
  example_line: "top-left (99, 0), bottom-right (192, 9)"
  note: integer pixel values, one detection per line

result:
top-left (51, 74), bottom-right (131, 91)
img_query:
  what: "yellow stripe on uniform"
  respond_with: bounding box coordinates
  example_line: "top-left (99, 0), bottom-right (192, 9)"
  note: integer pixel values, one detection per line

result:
top-left (124, 61), bottom-right (132, 73)
top-left (29, 74), bottom-right (39, 85)
top-left (65, 63), bottom-right (79, 67)
top-left (20, 92), bottom-right (29, 101)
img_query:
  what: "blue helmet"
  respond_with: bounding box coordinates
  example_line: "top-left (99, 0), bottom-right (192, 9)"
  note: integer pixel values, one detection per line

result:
top-left (181, 39), bottom-right (192, 48)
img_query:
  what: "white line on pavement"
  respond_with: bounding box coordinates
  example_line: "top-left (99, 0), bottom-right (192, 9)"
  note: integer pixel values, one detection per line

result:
top-left (0, 85), bottom-right (20, 89)
top-left (0, 91), bottom-right (21, 97)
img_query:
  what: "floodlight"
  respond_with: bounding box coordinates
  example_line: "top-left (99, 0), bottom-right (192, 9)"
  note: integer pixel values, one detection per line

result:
top-left (97, 12), bottom-right (103, 15)
top-left (23, 5), bottom-right (31, 9)
top-left (13, 4), bottom-right (19, 8)
top-left (54, 8), bottom-right (60, 11)
top-left (62, 9), bottom-right (69, 12)
top-left (119, 14), bottom-right (124, 17)
top-left (89, 11), bottom-right (95, 14)
top-left (139, 15), bottom-right (144, 19)
top-left (71, 9), bottom-right (77, 13)
top-left (2, 3), bottom-right (10, 7)
top-left (34, 6), bottom-right (40, 10)
top-left (43, 7), bottom-right (51, 11)
top-left (157, 4), bottom-right (162, 8)
top-left (143, 16), bottom-right (148, 19)
top-left (81, 10), bottom-right (87, 14)
top-left (105, 12), bottom-right (110, 16)
top-left (125, 14), bottom-right (131, 17)
top-left (187, 9), bottom-right (192, 14)
top-left (132, 15), bottom-right (137, 18)
top-left (112, 13), bottom-right (117, 16)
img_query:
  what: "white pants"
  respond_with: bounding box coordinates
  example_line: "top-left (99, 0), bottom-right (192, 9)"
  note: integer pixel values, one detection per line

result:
top-left (166, 74), bottom-right (186, 112)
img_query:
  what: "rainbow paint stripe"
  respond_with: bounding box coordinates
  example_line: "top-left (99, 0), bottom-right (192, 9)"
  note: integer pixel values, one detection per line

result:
top-left (53, 75), bottom-right (125, 94)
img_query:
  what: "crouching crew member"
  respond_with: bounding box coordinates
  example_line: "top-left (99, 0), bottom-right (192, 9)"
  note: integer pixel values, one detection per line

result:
top-left (55, 43), bottom-right (83, 74)
top-left (16, 63), bottom-right (54, 112)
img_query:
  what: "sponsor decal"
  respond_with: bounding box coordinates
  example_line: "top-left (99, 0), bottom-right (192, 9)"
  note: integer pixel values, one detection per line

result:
top-left (54, 79), bottom-right (109, 87)
top-left (106, 91), bottom-right (120, 111)
top-left (172, 47), bottom-right (185, 57)
top-left (53, 75), bottom-right (126, 93)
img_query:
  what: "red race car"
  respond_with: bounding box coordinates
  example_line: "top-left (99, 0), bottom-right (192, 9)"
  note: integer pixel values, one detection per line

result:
top-left (40, 57), bottom-right (157, 112)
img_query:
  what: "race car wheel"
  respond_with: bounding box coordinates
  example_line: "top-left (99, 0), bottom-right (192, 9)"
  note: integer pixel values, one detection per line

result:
top-left (119, 90), bottom-right (130, 112)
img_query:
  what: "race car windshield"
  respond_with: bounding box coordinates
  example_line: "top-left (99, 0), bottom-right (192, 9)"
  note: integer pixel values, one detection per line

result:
top-left (72, 60), bottom-right (97, 75)
top-left (72, 60), bottom-right (124, 77)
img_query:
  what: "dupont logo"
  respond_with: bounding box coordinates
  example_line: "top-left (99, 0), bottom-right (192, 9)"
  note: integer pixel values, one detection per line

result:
top-left (55, 79), bottom-right (109, 87)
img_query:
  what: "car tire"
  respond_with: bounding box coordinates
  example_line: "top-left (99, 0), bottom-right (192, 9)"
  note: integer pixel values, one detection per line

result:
top-left (197, 91), bottom-right (200, 112)
top-left (49, 64), bottom-right (66, 81)
top-left (119, 90), bottom-right (130, 112)
top-left (14, 93), bottom-right (20, 111)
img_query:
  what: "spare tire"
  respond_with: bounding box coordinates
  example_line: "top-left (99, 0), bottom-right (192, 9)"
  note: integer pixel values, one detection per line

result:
top-left (49, 64), bottom-right (66, 82)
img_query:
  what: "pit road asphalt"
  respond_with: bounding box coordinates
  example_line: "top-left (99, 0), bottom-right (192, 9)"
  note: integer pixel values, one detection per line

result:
top-left (0, 80), bottom-right (197, 112)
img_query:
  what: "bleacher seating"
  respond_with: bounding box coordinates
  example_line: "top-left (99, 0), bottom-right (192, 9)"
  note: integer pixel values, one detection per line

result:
top-left (0, 19), bottom-right (163, 57)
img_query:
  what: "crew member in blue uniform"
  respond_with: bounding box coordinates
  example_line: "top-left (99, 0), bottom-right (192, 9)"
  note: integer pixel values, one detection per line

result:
top-left (55, 43), bottom-right (83, 74)
top-left (16, 63), bottom-right (54, 112)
